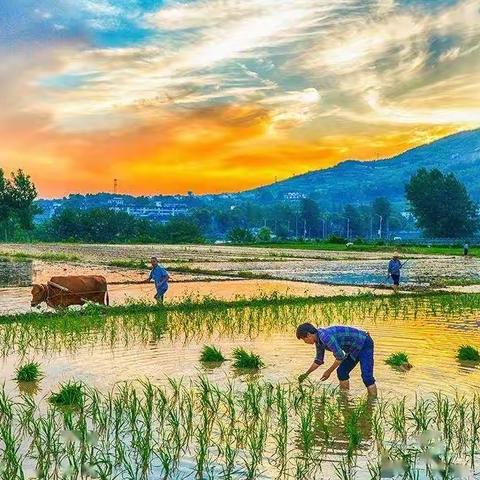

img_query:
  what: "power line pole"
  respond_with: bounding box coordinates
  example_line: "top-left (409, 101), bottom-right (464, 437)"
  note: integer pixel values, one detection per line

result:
top-left (113, 178), bottom-right (118, 194)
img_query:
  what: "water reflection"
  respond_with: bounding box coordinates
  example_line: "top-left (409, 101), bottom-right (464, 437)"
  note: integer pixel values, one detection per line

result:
top-left (1, 296), bottom-right (480, 398)
top-left (0, 258), bottom-right (32, 287)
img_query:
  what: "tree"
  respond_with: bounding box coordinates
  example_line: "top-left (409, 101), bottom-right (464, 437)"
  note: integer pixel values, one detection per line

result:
top-left (372, 197), bottom-right (391, 238)
top-left (257, 226), bottom-right (272, 242)
top-left (0, 169), bottom-right (39, 240)
top-left (161, 218), bottom-right (204, 244)
top-left (227, 227), bottom-right (254, 243)
top-left (406, 168), bottom-right (479, 238)
top-left (343, 204), bottom-right (364, 238)
top-left (190, 208), bottom-right (212, 233)
top-left (300, 198), bottom-right (321, 238)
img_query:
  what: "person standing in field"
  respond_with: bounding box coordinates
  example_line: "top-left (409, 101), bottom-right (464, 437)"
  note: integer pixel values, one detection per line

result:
top-left (144, 256), bottom-right (169, 303)
top-left (464, 242), bottom-right (469, 256)
top-left (296, 323), bottom-right (377, 397)
top-left (388, 252), bottom-right (402, 292)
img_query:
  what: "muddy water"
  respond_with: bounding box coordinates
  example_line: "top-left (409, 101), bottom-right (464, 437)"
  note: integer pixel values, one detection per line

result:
top-left (1, 300), bottom-right (479, 401)
top-left (0, 258), bottom-right (387, 314)
top-left (2, 243), bottom-right (480, 287)
top-left (0, 279), bottom-right (381, 314)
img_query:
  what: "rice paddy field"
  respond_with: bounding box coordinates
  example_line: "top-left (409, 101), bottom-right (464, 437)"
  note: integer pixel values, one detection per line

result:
top-left (1, 291), bottom-right (480, 479)
top-left (2, 243), bottom-right (480, 288)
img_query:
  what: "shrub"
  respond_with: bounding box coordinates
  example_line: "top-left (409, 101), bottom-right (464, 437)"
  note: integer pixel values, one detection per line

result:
top-left (14, 362), bottom-right (42, 382)
top-left (457, 345), bottom-right (480, 362)
top-left (200, 345), bottom-right (226, 363)
top-left (327, 235), bottom-right (346, 244)
top-left (49, 381), bottom-right (84, 408)
top-left (232, 348), bottom-right (264, 369)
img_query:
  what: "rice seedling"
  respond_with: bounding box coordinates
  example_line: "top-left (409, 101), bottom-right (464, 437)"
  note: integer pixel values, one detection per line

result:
top-left (199, 345), bottom-right (226, 363)
top-left (49, 381), bottom-right (84, 409)
top-left (0, 379), bottom-right (479, 478)
top-left (457, 345), bottom-right (480, 362)
top-left (232, 347), bottom-right (264, 369)
top-left (385, 352), bottom-right (412, 368)
top-left (334, 456), bottom-right (356, 480)
top-left (14, 361), bottom-right (42, 382)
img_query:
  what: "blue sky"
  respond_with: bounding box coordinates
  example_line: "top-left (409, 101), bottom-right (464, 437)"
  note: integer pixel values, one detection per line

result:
top-left (0, 0), bottom-right (479, 196)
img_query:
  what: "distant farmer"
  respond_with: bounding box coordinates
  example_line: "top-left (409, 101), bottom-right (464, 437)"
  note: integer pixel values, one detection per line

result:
top-left (464, 242), bottom-right (469, 256)
top-left (388, 252), bottom-right (403, 292)
top-left (296, 323), bottom-right (377, 396)
top-left (144, 257), bottom-right (169, 303)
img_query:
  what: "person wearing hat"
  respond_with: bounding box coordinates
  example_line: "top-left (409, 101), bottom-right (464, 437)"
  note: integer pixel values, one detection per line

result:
top-left (388, 252), bottom-right (402, 292)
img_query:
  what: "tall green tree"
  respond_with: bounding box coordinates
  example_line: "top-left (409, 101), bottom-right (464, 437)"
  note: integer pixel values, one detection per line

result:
top-left (406, 168), bottom-right (479, 237)
top-left (0, 169), bottom-right (38, 240)
top-left (227, 227), bottom-right (254, 244)
top-left (161, 218), bottom-right (204, 244)
top-left (300, 198), bottom-right (321, 238)
top-left (372, 197), bottom-right (391, 238)
top-left (343, 204), bottom-right (364, 238)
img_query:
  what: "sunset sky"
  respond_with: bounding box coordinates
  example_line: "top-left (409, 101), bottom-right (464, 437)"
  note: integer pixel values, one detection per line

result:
top-left (1, 0), bottom-right (479, 198)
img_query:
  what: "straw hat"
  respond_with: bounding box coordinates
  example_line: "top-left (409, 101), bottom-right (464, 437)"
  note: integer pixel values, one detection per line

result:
top-left (393, 252), bottom-right (400, 258)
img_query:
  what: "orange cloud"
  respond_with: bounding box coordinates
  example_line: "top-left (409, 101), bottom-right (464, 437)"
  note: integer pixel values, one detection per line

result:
top-left (0, 99), bottom-right (465, 198)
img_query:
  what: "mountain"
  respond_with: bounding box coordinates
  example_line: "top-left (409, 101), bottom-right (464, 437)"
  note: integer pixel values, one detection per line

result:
top-left (37, 129), bottom-right (480, 217)
top-left (238, 129), bottom-right (480, 209)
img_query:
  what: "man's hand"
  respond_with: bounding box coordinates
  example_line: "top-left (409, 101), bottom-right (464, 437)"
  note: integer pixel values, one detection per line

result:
top-left (320, 370), bottom-right (331, 382)
top-left (298, 373), bottom-right (308, 383)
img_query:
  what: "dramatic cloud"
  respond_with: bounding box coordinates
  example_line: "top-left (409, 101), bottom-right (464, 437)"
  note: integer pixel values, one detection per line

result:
top-left (0, 0), bottom-right (478, 196)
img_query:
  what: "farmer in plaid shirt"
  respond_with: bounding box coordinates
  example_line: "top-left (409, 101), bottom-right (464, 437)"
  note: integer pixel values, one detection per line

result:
top-left (296, 324), bottom-right (377, 396)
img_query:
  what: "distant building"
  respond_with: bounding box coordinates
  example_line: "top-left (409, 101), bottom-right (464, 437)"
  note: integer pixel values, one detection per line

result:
top-left (283, 192), bottom-right (306, 201)
top-left (113, 203), bottom-right (189, 223)
top-left (107, 197), bottom-right (126, 207)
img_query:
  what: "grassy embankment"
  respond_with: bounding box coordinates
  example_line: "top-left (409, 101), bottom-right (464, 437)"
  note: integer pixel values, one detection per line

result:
top-left (2, 289), bottom-right (480, 326)
top-left (238, 241), bottom-right (480, 257)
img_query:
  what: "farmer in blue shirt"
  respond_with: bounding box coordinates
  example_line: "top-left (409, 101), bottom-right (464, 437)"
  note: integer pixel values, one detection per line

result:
top-left (296, 324), bottom-right (377, 396)
top-left (144, 256), bottom-right (169, 303)
top-left (388, 252), bottom-right (402, 292)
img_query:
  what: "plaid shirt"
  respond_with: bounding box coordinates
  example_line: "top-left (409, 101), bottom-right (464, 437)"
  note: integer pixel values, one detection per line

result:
top-left (314, 326), bottom-right (368, 365)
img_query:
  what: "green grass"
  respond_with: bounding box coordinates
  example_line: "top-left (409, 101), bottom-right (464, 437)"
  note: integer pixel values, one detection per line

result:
top-left (2, 290), bottom-right (480, 327)
top-left (232, 348), bottom-right (264, 369)
top-left (232, 241), bottom-right (480, 258)
top-left (49, 381), bottom-right (84, 408)
top-left (385, 352), bottom-right (410, 367)
top-left (200, 345), bottom-right (226, 362)
top-left (14, 362), bottom-right (42, 382)
top-left (237, 270), bottom-right (274, 279)
top-left (457, 345), bottom-right (480, 362)
top-left (0, 251), bottom-right (81, 262)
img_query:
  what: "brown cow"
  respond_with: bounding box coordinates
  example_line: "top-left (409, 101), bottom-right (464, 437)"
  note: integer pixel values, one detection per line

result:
top-left (31, 275), bottom-right (109, 309)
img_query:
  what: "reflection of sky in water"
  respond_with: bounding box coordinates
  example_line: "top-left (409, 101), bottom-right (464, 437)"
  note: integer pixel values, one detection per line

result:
top-left (306, 271), bottom-right (412, 286)
top-left (285, 261), bottom-right (480, 286)
top-left (0, 260), bottom-right (32, 287)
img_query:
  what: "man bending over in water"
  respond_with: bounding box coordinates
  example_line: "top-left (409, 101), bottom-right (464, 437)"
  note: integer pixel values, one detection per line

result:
top-left (296, 323), bottom-right (377, 396)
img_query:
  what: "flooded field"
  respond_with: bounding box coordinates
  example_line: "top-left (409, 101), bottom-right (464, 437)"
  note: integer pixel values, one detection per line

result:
top-left (1, 245), bottom-right (480, 478)
top-left (1, 243), bottom-right (480, 288)
top-left (0, 258), bottom-right (380, 315)
top-left (1, 294), bottom-right (480, 478)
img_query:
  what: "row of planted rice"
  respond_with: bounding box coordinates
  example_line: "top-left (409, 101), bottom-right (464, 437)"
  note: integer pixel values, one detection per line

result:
top-left (1, 293), bottom-right (480, 478)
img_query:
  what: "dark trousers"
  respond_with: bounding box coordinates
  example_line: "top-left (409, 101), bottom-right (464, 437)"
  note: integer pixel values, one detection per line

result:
top-left (337, 336), bottom-right (375, 387)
